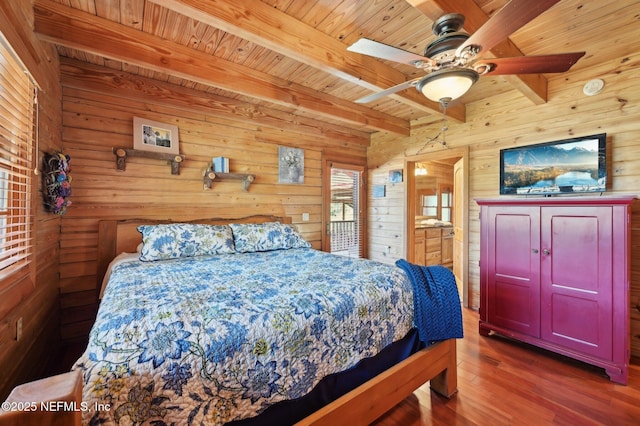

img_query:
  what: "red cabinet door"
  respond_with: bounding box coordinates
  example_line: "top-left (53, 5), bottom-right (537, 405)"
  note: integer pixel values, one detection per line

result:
top-left (540, 206), bottom-right (613, 359)
top-left (483, 206), bottom-right (541, 337)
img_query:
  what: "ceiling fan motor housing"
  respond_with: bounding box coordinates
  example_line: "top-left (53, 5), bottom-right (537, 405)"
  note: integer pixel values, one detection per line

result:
top-left (424, 13), bottom-right (470, 62)
top-left (432, 13), bottom-right (465, 35)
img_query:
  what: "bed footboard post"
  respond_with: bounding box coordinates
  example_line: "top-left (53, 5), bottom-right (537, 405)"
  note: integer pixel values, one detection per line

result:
top-left (429, 339), bottom-right (458, 397)
top-left (0, 370), bottom-right (83, 426)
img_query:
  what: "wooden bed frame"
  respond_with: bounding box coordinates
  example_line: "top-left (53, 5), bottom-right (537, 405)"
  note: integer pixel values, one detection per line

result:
top-left (1, 215), bottom-right (457, 426)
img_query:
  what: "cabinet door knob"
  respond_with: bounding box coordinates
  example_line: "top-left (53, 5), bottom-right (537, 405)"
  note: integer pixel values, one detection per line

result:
top-left (532, 249), bottom-right (539, 254)
top-left (542, 249), bottom-right (550, 255)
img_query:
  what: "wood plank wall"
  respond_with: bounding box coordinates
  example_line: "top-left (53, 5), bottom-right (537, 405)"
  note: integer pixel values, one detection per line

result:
top-left (0, 2), bottom-right (63, 400)
top-left (57, 60), bottom-right (369, 344)
top-left (367, 51), bottom-right (640, 356)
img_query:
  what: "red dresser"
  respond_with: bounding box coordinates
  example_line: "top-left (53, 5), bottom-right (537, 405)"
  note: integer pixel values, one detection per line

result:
top-left (477, 196), bottom-right (634, 384)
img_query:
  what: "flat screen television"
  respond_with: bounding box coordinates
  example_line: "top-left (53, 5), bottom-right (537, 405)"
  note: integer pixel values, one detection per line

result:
top-left (500, 133), bottom-right (607, 195)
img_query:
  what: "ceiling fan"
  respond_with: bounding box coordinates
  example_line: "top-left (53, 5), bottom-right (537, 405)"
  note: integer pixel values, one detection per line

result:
top-left (347, 0), bottom-right (585, 106)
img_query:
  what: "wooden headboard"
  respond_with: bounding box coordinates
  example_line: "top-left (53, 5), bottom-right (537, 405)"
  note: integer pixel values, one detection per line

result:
top-left (96, 215), bottom-right (292, 298)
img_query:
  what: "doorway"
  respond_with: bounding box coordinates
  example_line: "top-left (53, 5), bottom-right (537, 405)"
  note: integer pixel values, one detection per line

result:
top-left (405, 146), bottom-right (469, 307)
top-left (322, 159), bottom-right (366, 258)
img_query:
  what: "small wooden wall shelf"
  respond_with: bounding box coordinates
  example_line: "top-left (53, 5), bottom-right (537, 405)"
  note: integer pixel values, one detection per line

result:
top-left (203, 170), bottom-right (255, 192)
top-left (113, 147), bottom-right (185, 175)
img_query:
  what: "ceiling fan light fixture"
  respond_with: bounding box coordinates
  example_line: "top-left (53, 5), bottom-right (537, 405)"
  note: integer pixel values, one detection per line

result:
top-left (416, 68), bottom-right (479, 102)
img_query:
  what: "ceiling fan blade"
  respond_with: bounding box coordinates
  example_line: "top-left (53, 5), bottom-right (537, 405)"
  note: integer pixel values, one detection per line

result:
top-left (456, 0), bottom-right (562, 58)
top-left (348, 38), bottom-right (433, 67)
top-left (476, 52), bottom-right (586, 75)
top-left (355, 77), bottom-right (423, 104)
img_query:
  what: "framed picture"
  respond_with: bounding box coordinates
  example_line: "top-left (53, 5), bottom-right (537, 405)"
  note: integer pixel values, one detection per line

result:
top-left (389, 169), bottom-right (403, 183)
top-left (373, 184), bottom-right (386, 198)
top-left (133, 117), bottom-right (180, 155)
top-left (278, 146), bottom-right (304, 184)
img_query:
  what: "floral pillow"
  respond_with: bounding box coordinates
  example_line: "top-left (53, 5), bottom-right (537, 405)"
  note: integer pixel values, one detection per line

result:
top-left (230, 222), bottom-right (310, 253)
top-left (280, 223), bottom-right (311, 249)
top-left (138, 224), bottom-right (235, 261)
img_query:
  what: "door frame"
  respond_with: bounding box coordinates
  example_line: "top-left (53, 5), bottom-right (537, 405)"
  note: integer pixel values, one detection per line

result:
top-left (405, 146), bottom-right (469, 307)
top-left (321, 154), bottom-right (367, 256)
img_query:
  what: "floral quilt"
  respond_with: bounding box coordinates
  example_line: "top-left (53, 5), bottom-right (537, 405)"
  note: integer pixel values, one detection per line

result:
top-left (73, 248), bottom-right (415, 425)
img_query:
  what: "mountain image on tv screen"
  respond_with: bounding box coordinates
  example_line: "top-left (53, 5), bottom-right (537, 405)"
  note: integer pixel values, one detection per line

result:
top-left (500, 135), bottom-right (606, 195)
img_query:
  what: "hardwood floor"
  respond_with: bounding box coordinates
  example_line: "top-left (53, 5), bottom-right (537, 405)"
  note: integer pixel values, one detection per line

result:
top-left (373, 308), bottom-right (640, 426)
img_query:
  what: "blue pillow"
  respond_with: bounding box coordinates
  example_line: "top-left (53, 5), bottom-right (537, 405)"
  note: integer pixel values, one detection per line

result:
top-left (280, 223), bottom-right (312, 249)
top-left (138, 224), bottom-right (235, 261)
top-left (230, 222), bottom-right (310, 253)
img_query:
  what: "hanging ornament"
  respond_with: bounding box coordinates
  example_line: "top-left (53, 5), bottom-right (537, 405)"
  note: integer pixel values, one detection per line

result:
top-left (42, 151), bottom-right (72, 215)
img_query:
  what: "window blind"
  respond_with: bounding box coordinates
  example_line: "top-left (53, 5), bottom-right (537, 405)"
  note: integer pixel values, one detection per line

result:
top-left (329, 166), bottom-right (364, 258)
top-left (0, 35), bottom-right (35, 283)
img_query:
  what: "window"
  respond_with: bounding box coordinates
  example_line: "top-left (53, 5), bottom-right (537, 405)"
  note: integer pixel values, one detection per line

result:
top-left (325, 163), bottom-right (365, 258)
top-left (0, 34), bottom-right (36, 286)
top-left (440, 185), bottom-right (453, 222)
top-left (420, 191), bottom-right (438, 217)
top-left (330, 202), bottom-right (354, 221)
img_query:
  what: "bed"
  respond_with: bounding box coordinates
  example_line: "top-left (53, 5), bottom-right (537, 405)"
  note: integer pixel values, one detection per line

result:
top-left (1, 215), bottom-right (462, 426)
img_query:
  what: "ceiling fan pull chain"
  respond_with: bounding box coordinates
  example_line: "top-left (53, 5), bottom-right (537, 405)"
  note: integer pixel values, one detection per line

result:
top-left (440, 98), bottom-right (451, 147)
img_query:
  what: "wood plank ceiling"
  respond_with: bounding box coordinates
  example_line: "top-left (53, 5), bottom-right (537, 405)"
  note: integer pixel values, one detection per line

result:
top-left (32, 0), bottom-right (639, 136)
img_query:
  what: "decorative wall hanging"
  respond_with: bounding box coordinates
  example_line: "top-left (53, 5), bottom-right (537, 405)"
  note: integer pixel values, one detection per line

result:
top-left (278, 146), bottom-right (304, 184)
top-left (389, 169), bottom-right (403, 183)
top-left (373, 184), bottom-right (386, 198)
top-left (133, 117), bottom-right (180, 155)
top-left (42, 151), bottom-right (72, 215)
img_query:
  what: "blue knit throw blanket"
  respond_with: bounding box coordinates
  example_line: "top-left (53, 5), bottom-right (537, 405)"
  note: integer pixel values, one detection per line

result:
top-left (395, 259), bottom-right (464, 344)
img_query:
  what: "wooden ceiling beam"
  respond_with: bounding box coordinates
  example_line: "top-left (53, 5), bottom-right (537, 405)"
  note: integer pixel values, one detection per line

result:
top-left (33, 0), bottom-right (410, 135)
top-left (59, 58), bottom-right (371, 147)
top-left (407, 0), bottom-right (548, 104)
top-left (151, 0), bottom-right (466, 123)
